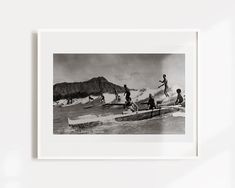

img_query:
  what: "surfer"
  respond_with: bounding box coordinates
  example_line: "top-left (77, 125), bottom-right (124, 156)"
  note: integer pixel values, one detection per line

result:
top-left (158, 74), bottom-right (169, 97)
top-left (88, 95), bottom-right (94, 102)
top-left (67, 96), bottom-right (73, 104)
top-left (147, 94), bottom-right (156, 110)
top-left (175, 89), bottom-right (184, 105)
top-left (123, 97), bottom-right (138, 113)
top-left (113, 87), bottom-right (120, 101)
top-left (124, 84), bottom-right (131, 101)
top-left (100, 93), bottom-right (105, 103)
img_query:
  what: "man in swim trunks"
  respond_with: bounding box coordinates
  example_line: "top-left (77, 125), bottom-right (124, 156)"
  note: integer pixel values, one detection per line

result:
top-left (147, 94), bottom-right (156, 110)
top-left (124, 84), bottom-right (131, 101)
top-left (123, 97), bottom-right (138, 113)
top-left (113, 87), bottom-right (120, 101)
top-left (175, 89), bottom-right (184, 105)
top-left (158, 74), bottom-right (169, 97)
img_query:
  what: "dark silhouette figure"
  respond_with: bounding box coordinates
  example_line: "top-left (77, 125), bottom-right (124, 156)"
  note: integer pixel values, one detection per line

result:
top-left (158, 74), bottom-right (169, 97)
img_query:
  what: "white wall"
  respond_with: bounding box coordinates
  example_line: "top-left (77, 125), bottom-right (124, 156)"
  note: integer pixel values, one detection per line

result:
top-left (0, 0), bottom-right (234, 187)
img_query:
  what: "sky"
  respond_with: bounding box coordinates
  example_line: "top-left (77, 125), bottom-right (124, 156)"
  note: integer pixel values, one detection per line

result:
top-left (54, 54), bottom-right (185, 89)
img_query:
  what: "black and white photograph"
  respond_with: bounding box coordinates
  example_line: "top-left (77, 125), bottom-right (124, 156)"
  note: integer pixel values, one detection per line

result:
top-left (2, 0), bottom-right (235, 185)
top-left (53, 54), bottom-right (185, 134)
top-left (38, 30), bottom-right (198, 158)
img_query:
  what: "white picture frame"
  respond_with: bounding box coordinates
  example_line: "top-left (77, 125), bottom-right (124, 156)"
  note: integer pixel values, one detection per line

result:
top-left (37, 29), bottom-right (198, 159)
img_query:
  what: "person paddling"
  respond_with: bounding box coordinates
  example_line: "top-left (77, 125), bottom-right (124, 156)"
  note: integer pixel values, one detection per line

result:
top-left (123, 97), bottom-right (138, 114)
top-left (175, 89), bottom-right (183, 105)
top-left (147, 94), bottom-right (156, 110)
top-left (158, 74), bottom-right (169, 97)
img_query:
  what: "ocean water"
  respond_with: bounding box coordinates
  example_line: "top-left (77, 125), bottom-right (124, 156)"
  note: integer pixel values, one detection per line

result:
top-left (53, 102), bottom-right (185, 134)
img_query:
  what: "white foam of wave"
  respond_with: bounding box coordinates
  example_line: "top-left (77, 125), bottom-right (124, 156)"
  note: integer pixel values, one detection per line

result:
top-left (155, 85), bottom-right (185, 105)
top-left (116, 88), bottom-right (159, 103)
top-left (103, 93), bottom-right (116, 103)
top-left (55, 85), bottom-right (185, 106)
top-left (55, 99), bottom-right (67, 106)
top-left (73, 97), bottom-right (88, 104)
top-left (137, 88), bottom-right (158, 102)
top-left (54, 95), bottom-right (99, 106)
top-left (172, 112), bottom-right (185, 117)
top-left (80, 95), bottom-right (99, 104)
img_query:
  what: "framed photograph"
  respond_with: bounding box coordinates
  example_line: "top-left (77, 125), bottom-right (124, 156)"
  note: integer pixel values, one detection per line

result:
top-left (38, 30), bottom-right (198, 159)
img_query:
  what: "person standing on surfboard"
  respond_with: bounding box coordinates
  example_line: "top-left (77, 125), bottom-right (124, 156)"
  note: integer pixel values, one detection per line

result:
top-left (124, 84), bottom-right (131, 101)
top-left (158, 74), bottom-right (169, 97)
top-left (100, 93), bottom-right (105, 103)
top-left (113, 87), bottom-right (120, 101)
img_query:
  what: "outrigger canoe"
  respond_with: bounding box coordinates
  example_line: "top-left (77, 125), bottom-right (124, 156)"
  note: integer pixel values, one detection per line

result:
top-left (83, 102), bottom-right (125, 109)
top-left (102, 103), bottom-right (125, 106)
top-left (68, 106), bottom-right (182, 128)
